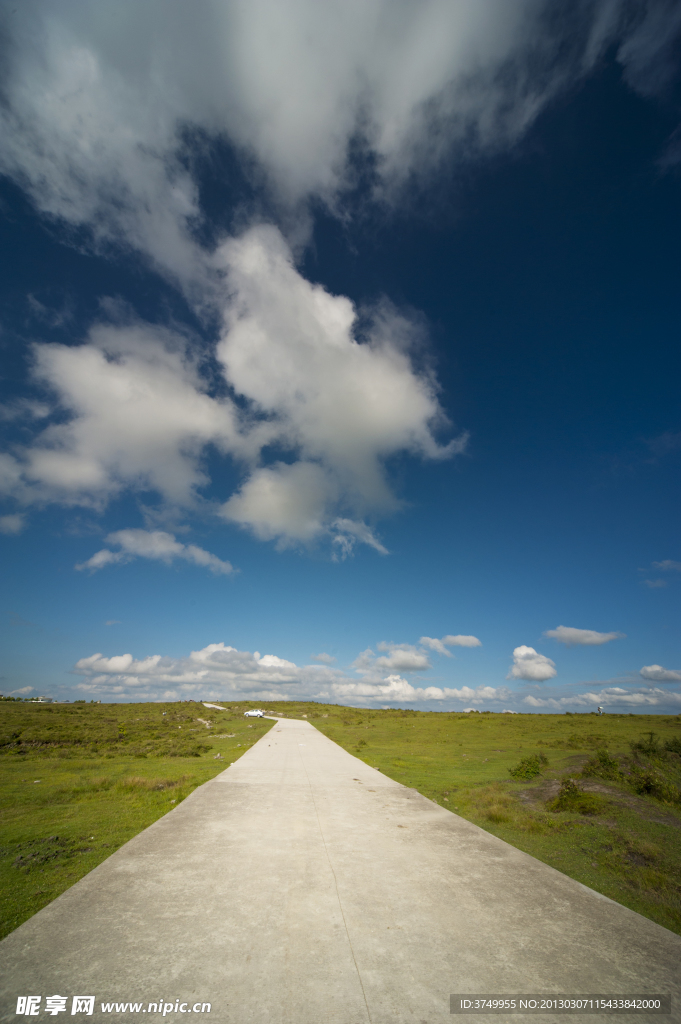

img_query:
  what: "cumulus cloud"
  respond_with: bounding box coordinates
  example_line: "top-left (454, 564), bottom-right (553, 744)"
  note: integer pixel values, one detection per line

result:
top-left (2, 2), bottom-right (679, 551)
top-left (2, 229), bottom-right (460, 551)
top-left (353, 643), bottom-right (432, 675)
top-left (420, 634), bottom-right (482, 655)
top-left (76, 529), bottom-right (236, 576)
top-left (543, 625), bottom-right (625, 646)
top-left (507, 645), bottom-right (556, 682)
top-left (216, 226), bottom-right (461, 545)
top-left (70, 638), bottom-right (506, 705)
top-left (644, 579), bottom-right (667, 588)
top-left (419, 636), bottom-right (452, 657)
top-left (525, 686), bottom-right (681, 709)
top-left (640, 664), bottom-right (681, 683)
top-left (72, 642), bottom-right (315, 698)
top-left (331, 677), bottom-right (503, 705)
top-left (3, 321), bottom-right (245, 508)
top-left (312, 653), bottom-right (336, 664)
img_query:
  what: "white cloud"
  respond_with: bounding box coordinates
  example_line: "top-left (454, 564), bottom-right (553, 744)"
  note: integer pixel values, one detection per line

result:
top-left (508, 645), bottom-right (556, 682)
top-left (2, 229), bottom-right (460, 552)
top-left (442, 634), bottom-right (482, 648)
top-left (328, 676), bottom-right (503, 705)
top-left (569, 687), bottom-right (681, 708)
top-left (216, 226), bottom-right (461, 545)
top-left (222, 462), bottom-right (335, 545)
top-left (652, 560), bottom-right (681, 572)
top-left (419, 636), bottom-right (452, 657)
top-left (640, 664), bottom-right (681, 683)
top-left (4, 322), bottom-right (245, 508)
top-left (70, 638), bottom-right (506, 705)
top-left (644, 579), bottom-right (667, 589)
top-left (312, 653), bottom-right (336, 664)
top-left (523, 694), bottom-right (562, 709)
top-left (105, 620), bottom-right (122, 626)
top-left (331, 519), bottom-right (389, 559)
top-left (420, 634), bottom-right (482, 655)
top-left (543, 625), bottom-right (625, 646)
top-left (1, 0), bottom-right (661, 268)
top-left (72, 642), bottom-right (319, 699)
top-left (2, 2), bottom-right (679, 552)
top-left (353, 643), bottom-right (432, 675)
top-left (522, 683), bottom-right (681, 709)
top-left (0, 514), bottom-right (26, 535)
top-left (76, 529), bottom-right (236, 576)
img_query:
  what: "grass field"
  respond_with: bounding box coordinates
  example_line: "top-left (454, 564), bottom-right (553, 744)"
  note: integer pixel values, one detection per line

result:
top-left (309, 705), bottom-right (681, 935)
top-left (0, 700), bottom-right (273, 939)
top-left (2, 699), bottom-right (681, 938)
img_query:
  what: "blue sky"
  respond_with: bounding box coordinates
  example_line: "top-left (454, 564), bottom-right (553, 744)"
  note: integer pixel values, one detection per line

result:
top-left (1, 1), bottom-right (680, 711)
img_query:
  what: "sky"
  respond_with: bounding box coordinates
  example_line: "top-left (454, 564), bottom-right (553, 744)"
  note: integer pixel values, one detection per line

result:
top-left (0, 0), bottom-right (680, 711)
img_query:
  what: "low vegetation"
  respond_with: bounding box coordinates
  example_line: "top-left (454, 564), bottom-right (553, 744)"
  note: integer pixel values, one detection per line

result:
top-left (306, 705), bottom-right (681, 935)
top-left (0, 700), bottom-right (273, 939)
top-left (2, 699), bottom-right (681, 938)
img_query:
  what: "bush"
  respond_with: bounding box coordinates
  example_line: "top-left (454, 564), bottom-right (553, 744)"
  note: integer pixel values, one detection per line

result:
top-left (630, 732), bottom-right (663, 757)
top-left (627, 763), bottom-right (680, 805)
top-left (582, 748), bottom-right (622, 781)
top-left (508, 752), bottom-right (548, 780)
top-left (547, 778), bottom-right (606, 816)
top-left (664, 736), bottom-right (681, 755)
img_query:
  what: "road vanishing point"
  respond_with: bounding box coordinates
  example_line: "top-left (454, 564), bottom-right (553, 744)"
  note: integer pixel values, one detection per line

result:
top-left (1, 718), bottom-right (679, 1023)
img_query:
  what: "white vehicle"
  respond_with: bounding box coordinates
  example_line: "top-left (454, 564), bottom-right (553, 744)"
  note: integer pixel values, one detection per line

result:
top-left (244, 709), bottom-right (265, 718)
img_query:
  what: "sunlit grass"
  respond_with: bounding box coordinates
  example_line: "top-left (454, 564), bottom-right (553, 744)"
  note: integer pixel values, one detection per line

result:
top-left (0, 700), bottom-right (273, 938)
top-left (3, 699), bottom-right (681, 938)
top-left (307, 706), bottom-right (681, 935)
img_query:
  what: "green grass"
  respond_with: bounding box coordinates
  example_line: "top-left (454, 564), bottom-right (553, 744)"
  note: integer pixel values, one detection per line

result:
top-left (0, 700), bottom-right (274, 938)
top-left (3, 700), bottom-right (681, 939)
top-left (306, 705), bottom-right (681, 935)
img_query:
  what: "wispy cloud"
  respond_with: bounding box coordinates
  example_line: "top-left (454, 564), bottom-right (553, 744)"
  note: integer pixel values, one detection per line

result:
top-left (543, 625), bottom-right (625, 646)
top-left (76, 530), bottom-right (236, 576)
top-left (525, 685), bottom-right (681, 709)
top-left (311, 652), bottom-right (336, 664)
top-left (2, 2), bottom-right (678, 552)
top-left (0, 514), bottom-right (26, 535)
top-left (640, 559), bottom-right (680, 589)
top-left (420, 634), bottom-right (482, 655)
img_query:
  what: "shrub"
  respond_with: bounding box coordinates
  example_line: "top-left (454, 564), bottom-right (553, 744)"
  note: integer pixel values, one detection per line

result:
top-left (630, 732), bottom-right (663, 757)
top-left (664, 736), bottom-right (681, 755)
top-left (508, 752), bottom-right (548, 780)
top-left (627, 763), bottom-right (680, 805)
top-left (582, 748), bottom-right (622, 781)
top-left (547, 778), bottom-right (606, 816)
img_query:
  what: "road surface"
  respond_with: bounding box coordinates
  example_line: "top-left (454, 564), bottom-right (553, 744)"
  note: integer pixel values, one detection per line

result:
top-left (1, 718), bottom-right (679, 1023)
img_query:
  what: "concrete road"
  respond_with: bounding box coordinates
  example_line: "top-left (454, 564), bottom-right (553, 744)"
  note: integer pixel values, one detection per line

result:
top-left (1, 718), bottom-right (679, 1024)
